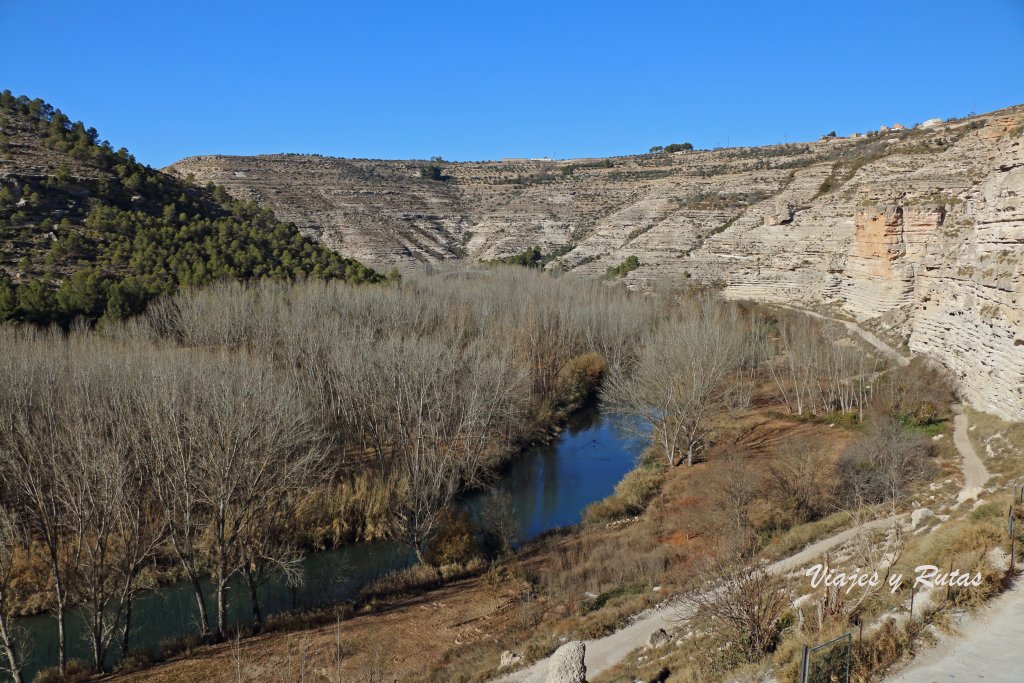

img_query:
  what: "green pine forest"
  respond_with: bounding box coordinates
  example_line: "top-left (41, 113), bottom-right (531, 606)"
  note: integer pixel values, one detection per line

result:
top-left (0, 91), bottom-right (381, 325)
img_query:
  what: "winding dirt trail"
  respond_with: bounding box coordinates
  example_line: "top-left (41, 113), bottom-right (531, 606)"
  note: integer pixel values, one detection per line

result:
top-left (882, 409), bottom-right (1011, 683)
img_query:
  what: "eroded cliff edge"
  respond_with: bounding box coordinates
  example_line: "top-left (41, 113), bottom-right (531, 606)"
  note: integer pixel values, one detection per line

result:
top-left (168, 108), bottom-right (1024, 420)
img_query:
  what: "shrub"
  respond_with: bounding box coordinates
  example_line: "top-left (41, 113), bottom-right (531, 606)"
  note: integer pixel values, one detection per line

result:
top-left (556, 351), bottom-right (607, 406)
top-left (426, 508), bottom-right (478, 566)
top-left (420, 163), bottom-right (445, 181)
top-left (871, 357), bottom-right (954, 426)
top-left (836, 417), bottom-right (934, 508)
top-left (605, 255), bottom-right (641, 279)
top-left (33, 661), bottom-right (92, 683)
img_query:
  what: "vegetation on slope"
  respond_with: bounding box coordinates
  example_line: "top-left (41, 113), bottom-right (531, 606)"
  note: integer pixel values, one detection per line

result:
top-left (0, 91), bottom-right (380, 326)
top-left (604, 255), bottom-right (640, 279)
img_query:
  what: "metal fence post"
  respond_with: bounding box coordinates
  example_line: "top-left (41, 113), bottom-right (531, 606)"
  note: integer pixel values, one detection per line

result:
top-left (803, 632), bottom-right (853, 683)
top-left (845, 634), bottom-right (852, 683)
top-left (1011, 506), bottom-right (1016, 574)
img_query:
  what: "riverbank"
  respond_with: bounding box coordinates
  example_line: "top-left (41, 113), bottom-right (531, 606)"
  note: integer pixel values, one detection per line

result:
top-left (17, 397), bottom-right (639, 682)
top-left (102, 401), bottom-right (862, 682)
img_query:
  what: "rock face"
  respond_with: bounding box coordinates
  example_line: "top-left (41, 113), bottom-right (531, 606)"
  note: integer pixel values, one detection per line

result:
top-left (168, 106), bottom-right (1024, 421)
top-left (546, 641), bottom-right (586, 683)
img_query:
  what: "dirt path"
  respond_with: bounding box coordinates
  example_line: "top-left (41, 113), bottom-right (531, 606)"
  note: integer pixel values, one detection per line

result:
top-left (886, 580), bottom-right (1024, 682)
top-left (952, 403), bottom-right (991, 503)
top-left (773, 304), bottom-right (909, 366)
top-left (880, 407), bottom-right (1011, 682)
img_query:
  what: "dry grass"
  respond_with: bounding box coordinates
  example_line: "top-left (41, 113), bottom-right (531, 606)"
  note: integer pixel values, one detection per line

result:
top-left (760, 509), bottom-right (855, 561)
top-left (582, 449), bottom-right (665, 525)
top-left (964, 406), bottom-right (1024, 481)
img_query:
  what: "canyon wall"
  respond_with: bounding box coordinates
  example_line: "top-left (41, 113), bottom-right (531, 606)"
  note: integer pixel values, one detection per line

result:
top-left (169, 107), bottom-right (1024, 420)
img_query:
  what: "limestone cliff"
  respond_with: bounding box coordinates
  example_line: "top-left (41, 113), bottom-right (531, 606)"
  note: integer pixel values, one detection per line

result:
top-left (168, 107), bottom-right (1024, 420)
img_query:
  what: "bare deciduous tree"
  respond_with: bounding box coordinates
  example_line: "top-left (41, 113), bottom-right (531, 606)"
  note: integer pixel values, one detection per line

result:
top-left (146, 352), bottom-right (324, 640)
top-left (837, 417), bottom-right (933, 512)
top-left (681, 555), bottom-right (789, 661)
top-left (603, 297), bottom-right (750, 466)
top-left (769, 313), bottom-right (881, 418)
top-left (0, 506), bottom-right (27, 683)
top-left (766, 438), bottom-right (836, 525)
top-left (356, 337), bottom-right (528, 563)
top-left (0, 331), bottom-right (76, 673)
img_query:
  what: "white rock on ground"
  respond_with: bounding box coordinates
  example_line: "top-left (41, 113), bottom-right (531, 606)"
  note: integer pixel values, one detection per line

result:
top-left (501, 651), bottom-right (524, 669)
top-left (546, 641), bottom-right (587, 683)
top-left (646, 628), bottom-right (670, 649)
top-left (910, 508), bottom-right (935, 529)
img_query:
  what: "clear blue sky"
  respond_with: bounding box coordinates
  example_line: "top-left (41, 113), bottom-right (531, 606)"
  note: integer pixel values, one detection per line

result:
top-left (3, 1), bottom-right (1022, 167)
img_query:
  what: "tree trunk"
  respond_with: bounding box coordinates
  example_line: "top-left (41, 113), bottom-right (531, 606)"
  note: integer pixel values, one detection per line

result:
top-left (413, 542), bottom-right (427, 567)
top-left (53, 575), bottom-right (67, 674)
top-left (216, 575), bottom-right (228, 640)
top-left (121, 595), bottom-right (134, 656)
top-left (247, 574), bottom-right (262, 632)
top-left (188, 572), bottom-right (212, 639)
top-left (0, 613), bottom-right (24, 683)
top-left (90, 617), bottom-right (103, 672)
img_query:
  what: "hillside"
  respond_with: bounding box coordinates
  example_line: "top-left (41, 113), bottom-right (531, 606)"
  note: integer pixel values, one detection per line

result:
top-left (0, 92), bottom-right (380, 325)
top-left (169, 108), bottom-right (1024, 421)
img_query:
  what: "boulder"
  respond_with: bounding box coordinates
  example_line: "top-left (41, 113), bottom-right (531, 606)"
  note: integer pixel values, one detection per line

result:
top-left (646, 628), bottom-right (670, 649)
top-left (546, 641), bottom-right (586, 683)
top-left (764, 201), bottom-right (796, 226)
top-left (911, 508), bottom-right (936, 529)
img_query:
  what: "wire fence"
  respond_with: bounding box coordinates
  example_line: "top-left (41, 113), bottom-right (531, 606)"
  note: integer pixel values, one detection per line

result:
top-left (799, 632), bottom-right (852, 683)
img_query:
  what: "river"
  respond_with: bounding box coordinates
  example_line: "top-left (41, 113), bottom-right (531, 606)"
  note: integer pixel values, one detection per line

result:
top-left (14, 406), bottom-right (645, 680)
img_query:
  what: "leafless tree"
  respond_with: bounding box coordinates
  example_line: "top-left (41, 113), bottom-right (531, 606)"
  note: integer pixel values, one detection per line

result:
top-left (0, 506), bottom-right (27, 683)
top-left (357, 337), bottom-right (528, 563)
top-left (145, 352), bottom-right (324, 640)
top-left (694, 453), bottom-right (762, 556)
top-left (680, 554), bottom-right (789, 661)
top-left (238, 491), bottom-right (308, 631)
top-left (57, 368), bottom-right (133, 671)
top-left (769, 313), bottom-right (882, 418)
top-left (602, 297), bottom-right (749, 466)
top-left (0, 330), bottom-right (77, 673)
top-left (837, 417), bottom-right (934, 512)
top-left (766, 438), bottom-right (836, 524)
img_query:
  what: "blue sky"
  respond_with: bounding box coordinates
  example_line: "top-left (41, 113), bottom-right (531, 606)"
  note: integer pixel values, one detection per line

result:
top-left (2, 1), bottom-right (1022, 167)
